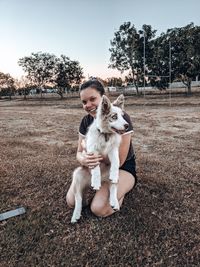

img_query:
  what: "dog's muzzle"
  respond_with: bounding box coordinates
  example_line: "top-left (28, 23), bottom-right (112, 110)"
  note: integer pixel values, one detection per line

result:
top-left (111, 123), bottom-right (129, 134)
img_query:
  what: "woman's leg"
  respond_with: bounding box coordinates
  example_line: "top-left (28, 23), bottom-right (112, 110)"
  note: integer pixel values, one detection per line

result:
top-left (66, 166), bottom-right (92, 208)
top-left (66, 182), bottom-right (94, 208)
top-left (66, 182), bottom-right (75, 208)
top-left (90, 170), bottom-right (136, 217)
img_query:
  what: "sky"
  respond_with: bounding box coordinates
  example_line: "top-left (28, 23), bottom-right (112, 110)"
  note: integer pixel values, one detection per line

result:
top-left (0, 0), bottom-right (200, 80)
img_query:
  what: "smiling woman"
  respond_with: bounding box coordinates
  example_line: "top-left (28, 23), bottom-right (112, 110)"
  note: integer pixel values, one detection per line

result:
top-left (80, 81), bottom-right (103, 116)
top-left (66, 78), bottom-right (137, 219)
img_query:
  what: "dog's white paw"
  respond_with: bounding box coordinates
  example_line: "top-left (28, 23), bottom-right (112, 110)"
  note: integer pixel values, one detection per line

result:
top-left (110, 178), bottom-right (119, 184)
top-left (91, 178), bottom-right (101, 190)
top-left (92, 184), bottom-right (101, 190)
top-left (71, 217), bottom-right (77, 223)
top-left (91, 176), bottom-right (101, 190)
top-left (71, 208), bottom-right (81, 223)
top-left (71, 211), bottom-right (81, 223)
top-left (109, 197), bottom-right (120, 210)
top-left (109, 175), bottom-right (119, 184)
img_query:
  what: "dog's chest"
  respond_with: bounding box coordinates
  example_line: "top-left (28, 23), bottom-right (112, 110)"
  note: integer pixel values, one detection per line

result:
top-left (86, 128), bottom-right (121, 154)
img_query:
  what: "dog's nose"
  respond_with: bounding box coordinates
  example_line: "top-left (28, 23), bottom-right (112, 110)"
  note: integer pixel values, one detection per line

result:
top-left (124, 123), bottom-right (129, 130)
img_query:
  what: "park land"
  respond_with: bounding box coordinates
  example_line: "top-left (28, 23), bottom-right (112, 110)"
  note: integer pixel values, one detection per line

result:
top-left (0, 91), bottom-right (199, 267)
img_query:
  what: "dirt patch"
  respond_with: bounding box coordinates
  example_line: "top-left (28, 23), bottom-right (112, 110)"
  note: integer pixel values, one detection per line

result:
top-left (0, 94), bottom-right (199, 266)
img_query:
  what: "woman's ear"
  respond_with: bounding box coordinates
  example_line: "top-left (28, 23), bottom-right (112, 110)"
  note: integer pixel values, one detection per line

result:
top-left (112, 94), bottom-right (125, 110)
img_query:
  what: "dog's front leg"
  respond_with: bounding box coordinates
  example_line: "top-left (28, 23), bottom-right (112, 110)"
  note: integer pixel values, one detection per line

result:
top-left (108, 149), bottom-right (120, 209)
top-left (91, 165), bottom-right (101, 190)
top-left (109, 183), bottom-right (120, 210)
top-left (108, 148), bottom-right (120, 184)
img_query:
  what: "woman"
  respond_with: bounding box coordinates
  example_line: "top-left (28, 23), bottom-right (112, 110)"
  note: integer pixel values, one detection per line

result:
top-left (66, 79), bottom-right (137, 217)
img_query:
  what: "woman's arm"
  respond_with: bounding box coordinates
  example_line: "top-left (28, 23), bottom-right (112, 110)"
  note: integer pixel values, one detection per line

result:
top-left (119, 133), bottom-right (132, 166)
top-left (76, 132), bottom-right (131, 168)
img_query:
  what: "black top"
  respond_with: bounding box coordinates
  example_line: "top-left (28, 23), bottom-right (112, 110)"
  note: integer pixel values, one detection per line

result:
top-left (79, 112), bottom-right (135, 160)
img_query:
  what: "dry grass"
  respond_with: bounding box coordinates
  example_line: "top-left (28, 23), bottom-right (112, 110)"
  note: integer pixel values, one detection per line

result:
top-left (0, 93), bottom-right (200, 267)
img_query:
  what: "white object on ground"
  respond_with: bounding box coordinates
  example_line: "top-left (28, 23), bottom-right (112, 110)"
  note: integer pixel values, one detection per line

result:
top-left (0, 207), bottom-right (26, 221)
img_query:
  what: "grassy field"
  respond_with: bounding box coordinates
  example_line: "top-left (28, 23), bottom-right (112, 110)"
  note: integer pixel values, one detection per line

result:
top-left (0, 93), bottom-right (200, 267)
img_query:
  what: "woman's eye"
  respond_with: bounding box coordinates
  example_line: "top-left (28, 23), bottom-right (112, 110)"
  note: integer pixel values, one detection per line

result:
top-left (82, 101), bottom-right (86, 105)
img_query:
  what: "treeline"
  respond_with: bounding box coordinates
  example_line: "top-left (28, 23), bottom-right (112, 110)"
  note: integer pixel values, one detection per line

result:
top-left (0, 22), bottom-right (200, 99)
top-left (109, 22), bottom-right (200, 95)
top-left (0, 53), bottom-right (84, 99)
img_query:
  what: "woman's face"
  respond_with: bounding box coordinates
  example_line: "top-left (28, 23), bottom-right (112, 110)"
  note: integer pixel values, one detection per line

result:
top-left (80, 87), bottom-right (102, 117)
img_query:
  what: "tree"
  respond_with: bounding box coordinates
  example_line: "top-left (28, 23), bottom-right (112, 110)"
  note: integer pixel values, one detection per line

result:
top-left (54, 55), bottom-right (84, 98)
top-left (107, 77), bottom-right (123, 87)
top-left (110, 22), bottom-right (200, 94)
top-left (151, 23), bottom-right (200, 94)
top-left (18, 52), bottom-right (84, 99)
top-left (109, 22), bottom-right (156, 94)
top-left (171, 23), bottom-right (200, 94)
top-left (18, 52), bottom-right (57, 97)
top-left (14, 76), bottom-right (34, 99)
top-left (0, 72), bottom-right (15, 99)
top-left (146, 33), bottom-right (172, 90)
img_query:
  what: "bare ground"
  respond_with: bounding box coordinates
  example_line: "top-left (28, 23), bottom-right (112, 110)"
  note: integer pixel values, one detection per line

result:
top-left (0, 93), bottom-right (200, 267)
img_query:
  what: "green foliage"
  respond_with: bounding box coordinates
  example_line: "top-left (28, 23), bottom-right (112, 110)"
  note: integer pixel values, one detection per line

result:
top-left (165, 23), bottom-right (200, 94)
top-left (109, 22), bottom-right (200, 94)
top-left (0, 72), bottom-right (15, 98)
top-left (107, 77), bottom-right (123, 87)
top-left (18, 52), bottom-right (84, 98)
top-left (18, 52), bottom-right (57, 88)
top-left (109, 22), bottom-right (156, 94)
top-left (54, 55), bottom-right (84, 98)
top-left (109, 22), bottom-right (138, 72)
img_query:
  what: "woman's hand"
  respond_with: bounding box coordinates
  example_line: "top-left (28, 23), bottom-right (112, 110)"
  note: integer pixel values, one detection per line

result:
top-left (77, 136), bottom-right (105, 168)
top-left (77, 151), bottom-right (103, 169)
top-left (84, 153), bottom-right (104, 169)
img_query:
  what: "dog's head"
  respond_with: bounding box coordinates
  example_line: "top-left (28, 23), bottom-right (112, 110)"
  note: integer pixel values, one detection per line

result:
top-left (96, 94), bottom-right (129, 134)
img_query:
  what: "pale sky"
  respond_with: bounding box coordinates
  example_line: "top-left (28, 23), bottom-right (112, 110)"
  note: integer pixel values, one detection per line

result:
top-left (0, 0), bottom-right (200, 79)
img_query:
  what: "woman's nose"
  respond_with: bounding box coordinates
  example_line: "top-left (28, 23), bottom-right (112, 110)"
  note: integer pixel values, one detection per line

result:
top-left (85, 102), bottom-right (92, 108)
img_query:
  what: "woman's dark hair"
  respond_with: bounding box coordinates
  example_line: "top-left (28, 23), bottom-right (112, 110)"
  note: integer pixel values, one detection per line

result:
top-left (80, 79), bottom-right (105, 96)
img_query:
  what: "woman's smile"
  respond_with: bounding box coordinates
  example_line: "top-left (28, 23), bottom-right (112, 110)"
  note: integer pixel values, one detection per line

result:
top-left (80, 87), bottom-right (102, 116)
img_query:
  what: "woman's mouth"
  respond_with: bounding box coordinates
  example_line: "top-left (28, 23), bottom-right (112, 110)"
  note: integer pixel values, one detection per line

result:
top-left (87, 108), bottom-right (97, 113)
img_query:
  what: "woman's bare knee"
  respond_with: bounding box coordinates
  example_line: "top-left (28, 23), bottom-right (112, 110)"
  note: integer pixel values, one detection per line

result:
top-left (66, 190), bottom-right (75, 209)
top-left (90, 200), bottom-right (114, 217)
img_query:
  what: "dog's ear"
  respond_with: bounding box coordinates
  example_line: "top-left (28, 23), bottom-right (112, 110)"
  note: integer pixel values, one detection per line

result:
top-left (113, 94), bottom-right (125, 110)
top-left (101, 95), bottom-right (111, 115)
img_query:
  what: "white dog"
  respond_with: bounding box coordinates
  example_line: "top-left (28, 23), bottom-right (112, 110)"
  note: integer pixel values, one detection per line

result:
top-left (71, 94), bottom-right (129, 223)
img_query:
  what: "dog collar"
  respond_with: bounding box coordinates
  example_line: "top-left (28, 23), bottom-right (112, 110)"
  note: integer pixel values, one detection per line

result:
top-left (97, 128), bottom-right (111, 142)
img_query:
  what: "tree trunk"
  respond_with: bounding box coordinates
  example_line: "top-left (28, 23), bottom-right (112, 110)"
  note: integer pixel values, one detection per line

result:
top-left (23, 88), bottom-right (27, 100)
top-left (187, 79), bottom-right (192, 95)
top-left (131, 68), bottom-right (139, 95)
top-left (59, 92), bottom-right (63, 99)
top-left (40, 89), bottom-right (42, 98)
top-left (9, 88), bottom-right (12, 100)
top-left (57, 87), bottom-right (64, 99)
top-left (181, 77), bottom-right (192, 96)
top-left (133, 81), bottom-right (139, 95)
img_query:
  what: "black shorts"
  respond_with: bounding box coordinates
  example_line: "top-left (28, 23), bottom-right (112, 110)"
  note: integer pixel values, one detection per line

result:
top-left (119, 155), bottom-right (137, 183)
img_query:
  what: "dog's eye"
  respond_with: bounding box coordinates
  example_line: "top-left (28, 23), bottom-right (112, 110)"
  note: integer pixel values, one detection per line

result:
top-left (111, 113), bottom-right (118, 120)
